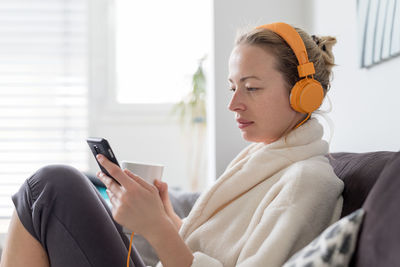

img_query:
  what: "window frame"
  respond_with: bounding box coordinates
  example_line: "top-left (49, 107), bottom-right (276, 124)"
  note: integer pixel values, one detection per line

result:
top-left (88, 0), bottom-right (175, 124)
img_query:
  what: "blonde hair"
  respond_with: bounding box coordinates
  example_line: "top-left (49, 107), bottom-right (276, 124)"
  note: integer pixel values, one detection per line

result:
top-left (234, 24), bottom-right (337, 95)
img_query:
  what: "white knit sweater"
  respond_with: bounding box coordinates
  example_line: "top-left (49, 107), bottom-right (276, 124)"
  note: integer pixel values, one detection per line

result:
top-left (156, 118), bottom-right (344, 267)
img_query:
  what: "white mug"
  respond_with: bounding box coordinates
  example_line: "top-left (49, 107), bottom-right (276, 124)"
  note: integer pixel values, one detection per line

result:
top-left (120, 160), bottom-right (164, 185)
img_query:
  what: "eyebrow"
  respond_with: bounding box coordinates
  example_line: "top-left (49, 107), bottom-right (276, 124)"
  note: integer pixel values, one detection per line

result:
top-left (228, 75), bottom-right (261, 83)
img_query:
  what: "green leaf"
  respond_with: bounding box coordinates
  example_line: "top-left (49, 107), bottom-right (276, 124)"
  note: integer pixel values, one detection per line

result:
top-left (170, 54), bottom-right (208, 126)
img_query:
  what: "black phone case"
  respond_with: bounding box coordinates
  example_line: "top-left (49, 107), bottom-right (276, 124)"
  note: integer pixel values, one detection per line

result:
top-left (86, 137), bottom-right (121, 185)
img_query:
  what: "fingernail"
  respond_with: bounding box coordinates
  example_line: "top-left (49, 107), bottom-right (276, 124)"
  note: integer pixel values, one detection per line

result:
top-left (96, 154), bottom-right (103, 161)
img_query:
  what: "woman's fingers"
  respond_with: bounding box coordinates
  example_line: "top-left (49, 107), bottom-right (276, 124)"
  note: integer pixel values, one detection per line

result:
top-left (123, 169), bottom-right (157, 193)
top-left (155, 180), bottom-right (168, 200)
top-left (106, 189), bottom-right (117, 205)
top-left (105, 189), bottom-right (121, 219)
top-left (97, 171), bottom-right (124, 198)
top-left (154, 180), bottom-right (175, 215)
top-left (96, 154), bottom-right (132, 188)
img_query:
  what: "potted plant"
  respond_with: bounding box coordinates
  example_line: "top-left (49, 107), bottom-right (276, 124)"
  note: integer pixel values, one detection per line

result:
top-left (171, 55), bottom-right (208, 191)
top-left (171, 55), bottom-right (207, 126)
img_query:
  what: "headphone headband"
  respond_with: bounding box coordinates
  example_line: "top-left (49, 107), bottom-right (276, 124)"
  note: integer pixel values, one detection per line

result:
top-left (256, 22), bottom-right (315, 78)
top-left (254, 22), bottom-right (324, 128)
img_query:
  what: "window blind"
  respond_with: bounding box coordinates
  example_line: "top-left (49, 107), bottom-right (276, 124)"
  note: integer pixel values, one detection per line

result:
top-left (0, 0), bottom-right (89, 218)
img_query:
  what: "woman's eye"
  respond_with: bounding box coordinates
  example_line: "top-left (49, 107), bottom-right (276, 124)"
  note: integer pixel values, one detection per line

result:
top-left (246, 87), bottom-right (258, 91)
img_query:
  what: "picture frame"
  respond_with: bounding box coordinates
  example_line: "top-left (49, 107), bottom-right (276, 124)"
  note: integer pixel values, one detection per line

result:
top-left (358, 0), bottom-right (400, 68)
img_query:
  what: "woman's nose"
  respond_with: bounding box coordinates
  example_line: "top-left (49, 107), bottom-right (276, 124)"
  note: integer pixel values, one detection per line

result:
top-left (228, 90), bottom-right (246, 112)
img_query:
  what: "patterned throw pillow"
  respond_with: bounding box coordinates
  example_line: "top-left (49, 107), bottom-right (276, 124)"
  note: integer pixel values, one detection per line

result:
top-left (283, 209), bottom-right (365, 267)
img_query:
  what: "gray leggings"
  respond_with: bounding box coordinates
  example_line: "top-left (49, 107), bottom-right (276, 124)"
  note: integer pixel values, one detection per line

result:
top-left (11, 164), bottom-right (146, 267)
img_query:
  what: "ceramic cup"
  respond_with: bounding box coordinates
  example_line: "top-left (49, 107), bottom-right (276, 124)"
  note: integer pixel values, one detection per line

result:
top-left (120, 160), bottom-right (164, 185)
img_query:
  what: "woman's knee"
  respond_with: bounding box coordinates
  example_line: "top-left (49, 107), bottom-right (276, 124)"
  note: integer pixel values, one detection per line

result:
top-left (28, 164), bottom-right (91, 200)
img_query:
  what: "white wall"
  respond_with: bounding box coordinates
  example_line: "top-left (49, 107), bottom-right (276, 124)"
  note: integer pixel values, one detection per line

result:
top-left (313, 0), bottom-right (400, 153)
top-left (212, 0), bottom-right (314, 178)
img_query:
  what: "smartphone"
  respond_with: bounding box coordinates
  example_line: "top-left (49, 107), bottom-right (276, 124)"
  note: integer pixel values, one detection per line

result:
top-left (86, 137), bottom-right (121, 185)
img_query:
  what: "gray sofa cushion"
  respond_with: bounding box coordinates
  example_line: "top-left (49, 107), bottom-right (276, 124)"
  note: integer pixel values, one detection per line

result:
top-left (351, 151), bottom-right (400, 267)
top-left (327, 151), bottom-right (395, 217)
top-left (168, 188), bottom-right (201, 219)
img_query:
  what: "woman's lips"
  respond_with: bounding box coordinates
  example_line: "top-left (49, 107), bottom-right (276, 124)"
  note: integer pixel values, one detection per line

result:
top-left (236, 119), bottom-right (254, 129)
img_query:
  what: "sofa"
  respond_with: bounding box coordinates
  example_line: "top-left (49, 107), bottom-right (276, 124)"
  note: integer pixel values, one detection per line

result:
top-left (327, 151), bottom-right (400, 266)
top-left (87, 151), bottom-right (400, 266)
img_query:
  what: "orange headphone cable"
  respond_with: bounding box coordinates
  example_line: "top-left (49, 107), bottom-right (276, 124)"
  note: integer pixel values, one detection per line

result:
top-left (294, 113), bottom-right (311, 129)
top-left (127, 232), bottom-right (135, 267)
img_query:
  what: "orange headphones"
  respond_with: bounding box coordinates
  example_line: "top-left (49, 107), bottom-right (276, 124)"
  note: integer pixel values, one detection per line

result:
top-left (255, 22), bottom-right (324, 128)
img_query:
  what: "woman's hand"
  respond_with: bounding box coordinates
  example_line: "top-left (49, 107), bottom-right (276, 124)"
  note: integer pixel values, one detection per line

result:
top-left (95, 154), bottom-right (173, 238)
top-left (154, 180), bottom-right (183, 231)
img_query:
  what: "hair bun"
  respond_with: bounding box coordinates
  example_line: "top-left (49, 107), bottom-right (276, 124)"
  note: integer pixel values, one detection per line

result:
top-left (311, 35), bottom-right (337, 72)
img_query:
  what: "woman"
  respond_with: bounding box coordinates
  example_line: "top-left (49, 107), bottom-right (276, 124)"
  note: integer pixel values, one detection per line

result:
top-left (1, 22), bottom-right (343, 267)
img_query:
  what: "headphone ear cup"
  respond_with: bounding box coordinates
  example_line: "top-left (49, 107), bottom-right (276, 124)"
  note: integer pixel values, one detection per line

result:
top-left (290, 78), bottom-right (324, 113)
